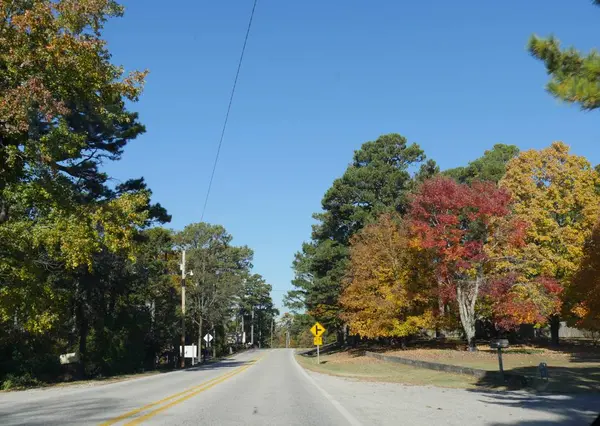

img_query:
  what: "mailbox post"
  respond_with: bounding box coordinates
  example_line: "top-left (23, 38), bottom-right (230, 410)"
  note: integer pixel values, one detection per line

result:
top-left (490, 339), bottom-right (509, 381)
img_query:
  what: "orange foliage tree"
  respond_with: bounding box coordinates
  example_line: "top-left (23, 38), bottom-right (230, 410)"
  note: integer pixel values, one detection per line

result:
top-left (571, 219), bottom-right (600, 331)
top-left (340, 214), bottom-right (437, 340)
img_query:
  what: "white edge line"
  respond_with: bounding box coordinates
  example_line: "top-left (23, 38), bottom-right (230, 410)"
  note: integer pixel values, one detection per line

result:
top-left (291, 350), bottom-right (363, 426)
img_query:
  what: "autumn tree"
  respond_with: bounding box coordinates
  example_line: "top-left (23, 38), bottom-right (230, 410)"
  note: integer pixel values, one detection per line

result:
top-left (482, 275), bottom-right (563, 332)
top-left (500, 142), bottom-right (600, 344)
top-left (341, 214), bottom-right (437, 341)
top-left (528, 1), bottom-right (600, 111)
top-left (571, 219), bottom-right (600, 332)
top-left (0, 0), bottom-right (148, 220)
top-left (408, 176), bottom-right (522, 350)
top-left (286, 133), bottom-right (436, 336)
top-left (0, 0), bottom-right (179, 385)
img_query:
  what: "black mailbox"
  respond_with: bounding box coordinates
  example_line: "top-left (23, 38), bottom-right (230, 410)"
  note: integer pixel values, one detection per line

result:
top-left (490, 339), bottom-right (509, 349)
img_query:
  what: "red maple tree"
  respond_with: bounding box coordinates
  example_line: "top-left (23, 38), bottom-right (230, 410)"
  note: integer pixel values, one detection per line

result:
top-left (408, 176), bottom-right (523, 349)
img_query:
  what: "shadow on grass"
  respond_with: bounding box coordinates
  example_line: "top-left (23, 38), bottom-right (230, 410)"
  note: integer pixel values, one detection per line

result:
top-left (472, 364), bottom-right (600, 393)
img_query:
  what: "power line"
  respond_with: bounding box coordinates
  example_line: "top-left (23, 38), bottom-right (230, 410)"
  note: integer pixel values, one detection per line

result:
top-left (200, 0), bottom-right (259, 222)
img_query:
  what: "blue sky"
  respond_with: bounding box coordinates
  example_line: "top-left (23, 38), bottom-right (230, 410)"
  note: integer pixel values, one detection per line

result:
top-left (103, 1), bottom-right (600, 311)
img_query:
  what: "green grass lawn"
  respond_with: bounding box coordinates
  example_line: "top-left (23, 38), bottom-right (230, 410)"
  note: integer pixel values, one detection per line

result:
top-left (384, 346), bottom-right (600, 393)
top-left (296, 344), bottom-right (600, 393)
top-left (295, 351), bottom-right (479, 389)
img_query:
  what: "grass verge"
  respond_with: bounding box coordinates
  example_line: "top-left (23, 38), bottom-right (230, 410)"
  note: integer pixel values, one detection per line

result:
top-left (296, 345), bottom-right (600, 393)
top-left (383, 346), bottom-right (600, 393)
top-left (295, 351), bottom-right (478, 389)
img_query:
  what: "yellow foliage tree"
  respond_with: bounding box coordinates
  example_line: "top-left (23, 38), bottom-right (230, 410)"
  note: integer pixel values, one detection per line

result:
top-left (500, 142), bottom-right (600, 279)
top-left (340, 214), bottom-right (437, 339)
top-left (499, 141), bottom-right (600, 341)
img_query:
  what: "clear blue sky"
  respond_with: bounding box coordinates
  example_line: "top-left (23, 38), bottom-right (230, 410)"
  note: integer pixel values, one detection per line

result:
top-left (103, 1), bottom-right (600, 311)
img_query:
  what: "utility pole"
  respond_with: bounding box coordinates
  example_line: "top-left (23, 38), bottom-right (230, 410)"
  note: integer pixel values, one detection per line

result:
top-left (241, 312), bottom-right (245, 344)
top-left (180, 250), bottom-right (186, 368)
top-left (270, 317), bottom-right (274, 348)
top-left (179, 250), bottom-right (193, 368)
top-left (250, 308), bottom-right (254, 347)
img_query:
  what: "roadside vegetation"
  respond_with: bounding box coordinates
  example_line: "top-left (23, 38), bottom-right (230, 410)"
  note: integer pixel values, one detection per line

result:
top-left (295, 351), bottom-right (478, 389)
top-left (296, 341), bottom-right (600, 393)
top-left (0, 1), bottom-right (276, 391)
top-left (286, 0), bottom-right (600, 391)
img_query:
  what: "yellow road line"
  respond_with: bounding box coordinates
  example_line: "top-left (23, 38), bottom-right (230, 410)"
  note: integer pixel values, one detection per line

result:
top-left (124, 361), bottom-right (257, 425)
top-left (99, 359), bottom-right (259, 426)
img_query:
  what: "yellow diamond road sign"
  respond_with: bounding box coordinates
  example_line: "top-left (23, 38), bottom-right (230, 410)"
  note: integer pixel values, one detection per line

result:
top-left (310, 322), bottom-right (326, 337)
top-left (313, 336), bottom-right (323, 346)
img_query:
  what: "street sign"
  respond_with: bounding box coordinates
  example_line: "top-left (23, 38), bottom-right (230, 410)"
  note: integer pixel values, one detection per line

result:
top-left (313, 336), bottom-right (323, 346)
top-left (180, 345), bottom-right (197, 359)
top-left (203, 333), bottom-right (213, 343)
top-left (310, 322), bottom-right (326, 337)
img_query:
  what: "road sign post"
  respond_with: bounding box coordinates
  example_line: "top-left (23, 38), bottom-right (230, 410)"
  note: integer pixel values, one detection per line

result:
top-left (310, 322), bottom-right (326, 365)
top-left (317, 342), bottom-right (319, 365)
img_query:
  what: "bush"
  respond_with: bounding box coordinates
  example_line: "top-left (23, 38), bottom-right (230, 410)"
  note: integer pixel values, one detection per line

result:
top-left (1, 373), bottom-right (42, 390)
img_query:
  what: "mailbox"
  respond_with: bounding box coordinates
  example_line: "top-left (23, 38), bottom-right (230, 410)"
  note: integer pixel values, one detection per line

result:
top-left (490, 339), bottom-right (509, 349)
top-left (59, 352), bottom-right (80, 365)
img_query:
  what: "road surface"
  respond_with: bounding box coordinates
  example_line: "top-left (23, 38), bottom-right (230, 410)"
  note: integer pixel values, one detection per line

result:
top-left (0, 349), bottom-right (598, 425)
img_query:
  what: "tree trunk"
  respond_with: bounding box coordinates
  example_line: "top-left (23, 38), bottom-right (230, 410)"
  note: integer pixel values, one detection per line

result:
top-left (337, 329), bottom-right (344, 345)
top-left (457, 276), bottom-right (481, 352)
top-left (435, 280), bottom-right (446, 339)
top-left (77, 305), bottom-right (88, 378)
top-left (212, 327), bottom-right (216, 359)
top-left (0, 197), bottom-right (8, 223)
top-left (550, 315), bottom-right (560, 346)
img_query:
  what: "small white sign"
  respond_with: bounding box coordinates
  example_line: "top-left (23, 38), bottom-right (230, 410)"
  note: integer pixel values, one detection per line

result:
top-left (179, 345), bottom-right (197, 359)
top-left (203, 333), bottom-right (214, 343)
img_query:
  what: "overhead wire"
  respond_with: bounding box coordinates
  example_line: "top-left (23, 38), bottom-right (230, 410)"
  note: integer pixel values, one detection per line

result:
top-left (200, 0), bottom-right (259, 222)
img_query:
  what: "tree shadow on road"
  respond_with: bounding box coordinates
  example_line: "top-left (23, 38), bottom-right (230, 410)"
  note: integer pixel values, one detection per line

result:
top-left (180, 360), bottom-right (254, 373)
top-left (466, 383), bottom-right (600, 425)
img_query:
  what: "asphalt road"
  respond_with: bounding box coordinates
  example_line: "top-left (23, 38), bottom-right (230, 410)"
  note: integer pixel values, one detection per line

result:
top-left (0, 349), bottom-right (598, 425)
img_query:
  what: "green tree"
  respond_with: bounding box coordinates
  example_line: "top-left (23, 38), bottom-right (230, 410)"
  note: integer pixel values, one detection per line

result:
top-left (287, 133), bottom-right (435, 336)
top-left (528, 1), bottom-right (600, 110)
top-left (177, 223), bottom-right (253, 357)
top-left (444, 144), bottom-right (520, 184)
top-left (0, 0), bottom-right (147, 222)
top-left (241, 274), bottom-right (278, 348)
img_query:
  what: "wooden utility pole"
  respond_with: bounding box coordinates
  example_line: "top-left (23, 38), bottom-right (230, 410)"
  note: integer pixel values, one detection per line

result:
top-left (180, 251), bottom-right (186, 368)
top-left (250, 308), bottom-right (254, 347)
top-left (270, 317), bottom-right (274, 348)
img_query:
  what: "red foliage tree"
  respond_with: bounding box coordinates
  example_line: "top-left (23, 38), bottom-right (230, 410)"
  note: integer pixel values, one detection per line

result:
top-left (483, 274), bottom-right (563, 331)
top-left (408, 176), bottom-right (523, 349)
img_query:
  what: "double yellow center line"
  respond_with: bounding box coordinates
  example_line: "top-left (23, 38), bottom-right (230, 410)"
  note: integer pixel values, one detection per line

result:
top-left (100, 357), bottom-right (261, 425)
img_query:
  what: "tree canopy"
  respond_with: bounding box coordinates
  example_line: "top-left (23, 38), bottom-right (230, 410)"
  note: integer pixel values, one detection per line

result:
top-left (286, 133), bottom-right (436, 332)
top-left (444, 144), bottom-right (520, 184)
top-left (341, 214), bottom-right (437, 339)
top-left (528, 1), bottom-right (600, 110)
top-left (0, 1), bottom-right (275, 389)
